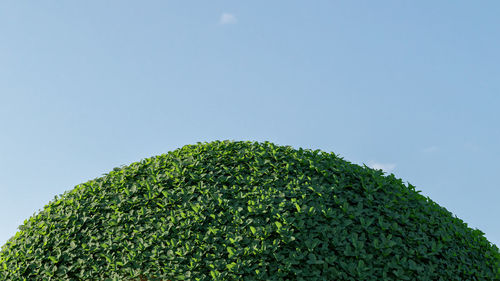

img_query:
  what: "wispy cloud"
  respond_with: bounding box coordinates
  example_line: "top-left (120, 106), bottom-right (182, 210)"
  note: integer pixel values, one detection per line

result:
top-left (220, 13), bottom-right (237, 25)
top-left (367, 161), bottom-right (396, 173)
top-left (422, 146), bottom-right (439, 153)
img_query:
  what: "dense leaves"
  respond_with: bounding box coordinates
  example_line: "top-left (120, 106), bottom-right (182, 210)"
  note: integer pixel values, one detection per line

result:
top-left (1, 140), bottom-right (499, 280)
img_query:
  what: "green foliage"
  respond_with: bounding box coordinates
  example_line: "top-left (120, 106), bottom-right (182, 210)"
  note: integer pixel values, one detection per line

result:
top-left (1, 140), bottom-right (499, 280)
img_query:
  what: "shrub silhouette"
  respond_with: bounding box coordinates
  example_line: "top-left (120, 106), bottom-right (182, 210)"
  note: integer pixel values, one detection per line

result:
top-left (1, 140), bottom-right (499, 280)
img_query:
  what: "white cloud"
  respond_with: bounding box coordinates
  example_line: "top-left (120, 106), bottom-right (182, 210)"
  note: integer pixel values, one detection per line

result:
top-left (367, 161), bottom-right (396, 173)
top-left (422, 146), bottom-right (439, 153)
top-left (220, 13), bottom-right (237, 25)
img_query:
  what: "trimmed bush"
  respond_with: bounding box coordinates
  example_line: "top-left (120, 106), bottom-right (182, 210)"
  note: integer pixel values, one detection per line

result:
top-left (1, 140), bottom-right (499, 280)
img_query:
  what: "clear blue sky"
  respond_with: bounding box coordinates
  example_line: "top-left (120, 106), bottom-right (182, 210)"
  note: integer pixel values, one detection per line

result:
top-left (1, 1), bottom-right (499, 248)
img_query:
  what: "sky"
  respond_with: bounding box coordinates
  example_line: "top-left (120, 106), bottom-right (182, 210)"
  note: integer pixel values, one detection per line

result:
top-left (1, 1), bottom-right (499, 249)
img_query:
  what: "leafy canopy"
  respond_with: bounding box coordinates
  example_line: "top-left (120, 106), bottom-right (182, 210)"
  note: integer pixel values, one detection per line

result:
top-left (1, 140), bottom-right (499, 280)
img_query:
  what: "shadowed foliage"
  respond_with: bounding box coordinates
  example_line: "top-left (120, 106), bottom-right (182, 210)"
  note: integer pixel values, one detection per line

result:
top-left (1, 140), bottom-right (499, 280)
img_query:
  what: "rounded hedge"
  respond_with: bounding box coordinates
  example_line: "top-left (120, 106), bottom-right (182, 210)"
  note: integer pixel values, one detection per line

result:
top-left (1, 140), bottom-right (499, 280)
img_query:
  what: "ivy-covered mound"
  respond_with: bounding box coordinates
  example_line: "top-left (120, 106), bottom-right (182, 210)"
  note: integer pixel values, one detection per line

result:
top-left (1, 141), bottom-right (499, 281)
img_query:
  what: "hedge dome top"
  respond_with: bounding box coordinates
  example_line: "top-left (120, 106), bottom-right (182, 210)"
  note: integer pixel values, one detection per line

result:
top-left (1, 140), bottom-right (499, 280)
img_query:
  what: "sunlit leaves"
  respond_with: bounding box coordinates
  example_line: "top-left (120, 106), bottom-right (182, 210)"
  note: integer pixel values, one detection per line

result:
top-left (0, 140), bottom-right (499, 280)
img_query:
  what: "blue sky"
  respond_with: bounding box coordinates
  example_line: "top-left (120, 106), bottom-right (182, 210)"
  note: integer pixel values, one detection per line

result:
top-left (1, 1), bottom-right (499, 249)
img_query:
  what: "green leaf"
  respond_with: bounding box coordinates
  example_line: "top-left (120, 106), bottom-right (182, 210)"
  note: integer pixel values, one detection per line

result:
top-left (227, 246), bottom-right (235, 256)
top-left (226, 262), bottom-right (237, 270)
top-left (275, 221), bottom-right (282, 230)
top-left (191, 204), bottom-right (199, 213)
top-left (294, 203), bottom-right (301, 212)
